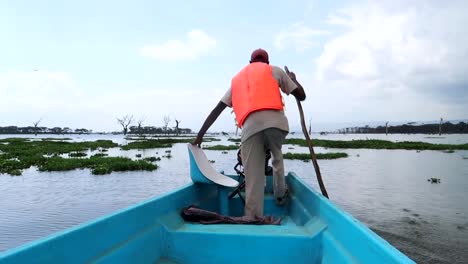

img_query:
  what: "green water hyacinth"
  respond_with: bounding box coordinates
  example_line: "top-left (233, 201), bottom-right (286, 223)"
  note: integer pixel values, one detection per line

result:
top-left (204, 145), bottom-right (239, 150)
top-left (285, 138), bottom-right (468, 150)
top-left (283, 152), bottom-right (348, 161)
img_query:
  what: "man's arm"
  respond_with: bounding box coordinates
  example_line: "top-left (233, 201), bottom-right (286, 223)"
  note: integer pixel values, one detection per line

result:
top-left (284, 66), bottom-right (306, 101)
top-left (192, 101), bottom-right (228, 146)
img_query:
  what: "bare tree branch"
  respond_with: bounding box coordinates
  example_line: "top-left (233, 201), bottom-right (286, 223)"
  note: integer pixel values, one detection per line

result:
top-left (33, 118), bottom-right (42, 136)
top-left (137, 116), bottom-right (146, 137)
top-left (174, 119), bottom-right (181, 136)
top-left (117, 115), bottom-right (134, 135)
top-left (163, 115), bottom-right (171, 135)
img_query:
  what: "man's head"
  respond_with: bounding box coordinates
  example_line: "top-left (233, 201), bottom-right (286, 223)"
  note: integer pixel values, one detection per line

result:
top-left (249, 48), bottom-right (269, 64)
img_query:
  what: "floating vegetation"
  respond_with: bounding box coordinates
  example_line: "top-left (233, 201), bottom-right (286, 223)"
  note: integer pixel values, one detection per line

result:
top-left (121, 140), bottom-right (172, 150)
top-left (204, 145), bottom-right (239, 151)
top-left (165, 150), bottom-right (171, 153)
top-left (0, 138), bottom-right (30, 144)
top-left (100, 148), bottom-right (109, 152)
top-left (38, 156), bottom-right (156, 175)
top-left (162, 154), bottom-right (172, 159)
top-left (285, 138), bottom-right (468, 151)
top-left (0, 157), bottom-right (27, 176)
top-left (143, 156), bottom-right (161, 162)
top-left (288, 147), bottom-right (294, 149)
top-left (228, 138), bottom-right (241, 143)
top-left (221, 151), bottom-right (228, 154)
top-left (0, 138), bottom-right (127, 176)
top-left (135, 154), bottom-right (142, 158)
top-left (68, 152), bottom-right (87, 158)
top-left (121, 138), bottom-right (220, 150)
top-left (283, 152), bottom-right (348, 161)
top-left (427, 177), bottom-right (441, 184)
top-left (442, 150), bottom-right (455, 153)
top-left (40, 138), bottom-right (72, 141)
top-left (91, 153), bottom-right (108, 158)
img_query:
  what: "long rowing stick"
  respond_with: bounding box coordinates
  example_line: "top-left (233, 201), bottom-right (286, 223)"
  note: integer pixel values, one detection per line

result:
top-left (285, 66), bottom-right (329, 199)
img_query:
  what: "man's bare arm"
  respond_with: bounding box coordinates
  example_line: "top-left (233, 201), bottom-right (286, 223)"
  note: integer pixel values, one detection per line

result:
top-left (192, 101), bottom-right (228, 146)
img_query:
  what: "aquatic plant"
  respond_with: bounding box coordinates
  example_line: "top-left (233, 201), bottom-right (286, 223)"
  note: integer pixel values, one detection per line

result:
top-left (40, 138), bottom-right (72, 141)
top-left (38, 156), bottom-right (157, 175)
top-left (0, 138), bottom-right (127, 176)
top-left (91, 153), bottom-right (108, 158)
top-left (69, 152), bottom-right (87, 158)
top-left (283, 152), bottom-right (348, 161)
top-left (204, 145), bottom-right (239, 151)
top-left (427, 177), bottom-right (441, 183)
top-left (135, 154), bottom-right (142, 158)
top-left (143, 156), bottom-right (160, 162)
top-left (0, 156), bottom-right (29, 176)
top-left (228, 138), bottom-right (241, 143)
top-left (285, 138), bottom-right (468, 151)
top-left (121, 138), bottom-right (220, 150)
top-left (163, 154), bottom-right (172, 159)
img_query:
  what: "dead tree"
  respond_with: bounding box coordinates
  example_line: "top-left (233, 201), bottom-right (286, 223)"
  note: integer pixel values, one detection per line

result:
top-left (385, 121), bottom-right (389, 136)
top-left (33, 119), bottom-right (42, 136)
top-left (439, 117), bottom-right (443, 136)
top-left (174, 119), bottom-right (181, 136)
top-left (137, 116), bottom-right (146, 137)
top-left (163, 115), bottom-right (171, 135)
top-left (117, 115), bottom-right (134, 135)
top-left (308, 118), bottom-right (312, 135)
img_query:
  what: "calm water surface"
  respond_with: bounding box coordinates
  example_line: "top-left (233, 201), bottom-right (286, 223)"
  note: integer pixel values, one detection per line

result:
top-left (0, 133), bottom-right (467, 263)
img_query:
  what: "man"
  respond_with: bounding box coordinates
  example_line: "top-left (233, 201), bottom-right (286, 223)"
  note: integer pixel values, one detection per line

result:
top-left (192, 48), bottom-right (306, 217)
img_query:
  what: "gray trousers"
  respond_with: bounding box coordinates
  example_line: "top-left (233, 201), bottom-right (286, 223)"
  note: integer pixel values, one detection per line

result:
top-left (241, 128), bottom-right (288, 217)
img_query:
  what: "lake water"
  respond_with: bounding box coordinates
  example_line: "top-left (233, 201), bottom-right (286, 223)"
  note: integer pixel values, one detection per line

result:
top-left (0, 133), bottom-right (467, 263)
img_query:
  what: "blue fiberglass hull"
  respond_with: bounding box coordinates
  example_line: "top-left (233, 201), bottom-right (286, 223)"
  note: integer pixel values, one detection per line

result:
top-left (0, 173), bottom-right (415, 264)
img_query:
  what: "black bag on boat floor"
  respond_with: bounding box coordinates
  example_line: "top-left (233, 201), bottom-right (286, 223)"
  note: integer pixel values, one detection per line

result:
top-left (180, 205), bottom-right (281, 225)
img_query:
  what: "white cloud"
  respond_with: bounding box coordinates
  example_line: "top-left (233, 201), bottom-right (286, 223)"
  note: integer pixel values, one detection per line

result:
top-left (274, 23), bottom-right (329, 53)
top-left (309, 1), bottom-right (468, 122)
top-left (140, 29), bottom-right (217, 61)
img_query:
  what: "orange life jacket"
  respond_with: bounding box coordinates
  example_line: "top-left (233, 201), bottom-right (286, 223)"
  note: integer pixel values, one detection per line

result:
top-left (231, 62), bottom-right (283, 128)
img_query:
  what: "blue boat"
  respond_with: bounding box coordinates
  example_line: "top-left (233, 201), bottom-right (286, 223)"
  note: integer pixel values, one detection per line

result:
top-left (0, 145), bottom-right (415, 264)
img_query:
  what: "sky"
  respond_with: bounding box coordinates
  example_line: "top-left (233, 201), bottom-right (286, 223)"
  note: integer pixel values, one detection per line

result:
top-left (1, 0), bottom-right (467, 132)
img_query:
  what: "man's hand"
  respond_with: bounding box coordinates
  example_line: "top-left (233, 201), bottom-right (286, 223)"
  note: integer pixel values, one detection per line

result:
top-left (285, 65), bottom-right (306, 101)
top-left (284, 66), bottom-right (297, 81)
top-left (192, 137), bottom-right (202, 147)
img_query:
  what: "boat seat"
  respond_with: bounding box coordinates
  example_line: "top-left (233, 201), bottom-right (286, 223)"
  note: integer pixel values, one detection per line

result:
top-left (187, 144), bottom-right (239, 188)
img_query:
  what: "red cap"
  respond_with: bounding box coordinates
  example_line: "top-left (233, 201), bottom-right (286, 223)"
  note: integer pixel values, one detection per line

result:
top-left (250, 48), bottom-right (269, 62)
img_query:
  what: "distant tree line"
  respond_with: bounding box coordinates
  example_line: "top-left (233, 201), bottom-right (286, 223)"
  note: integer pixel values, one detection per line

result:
top-left (116, 114), bottom-right (191, 136)
top-left (127, 126), bottom-right (192, 135)
top-left (0, 126), bottom-right (91, 135)
top-left (337, 122), bottom-right (468, 134)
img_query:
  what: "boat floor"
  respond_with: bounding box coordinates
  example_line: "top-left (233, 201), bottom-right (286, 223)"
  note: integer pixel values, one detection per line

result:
top-left (151, 196), bottom-right (328, 264)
